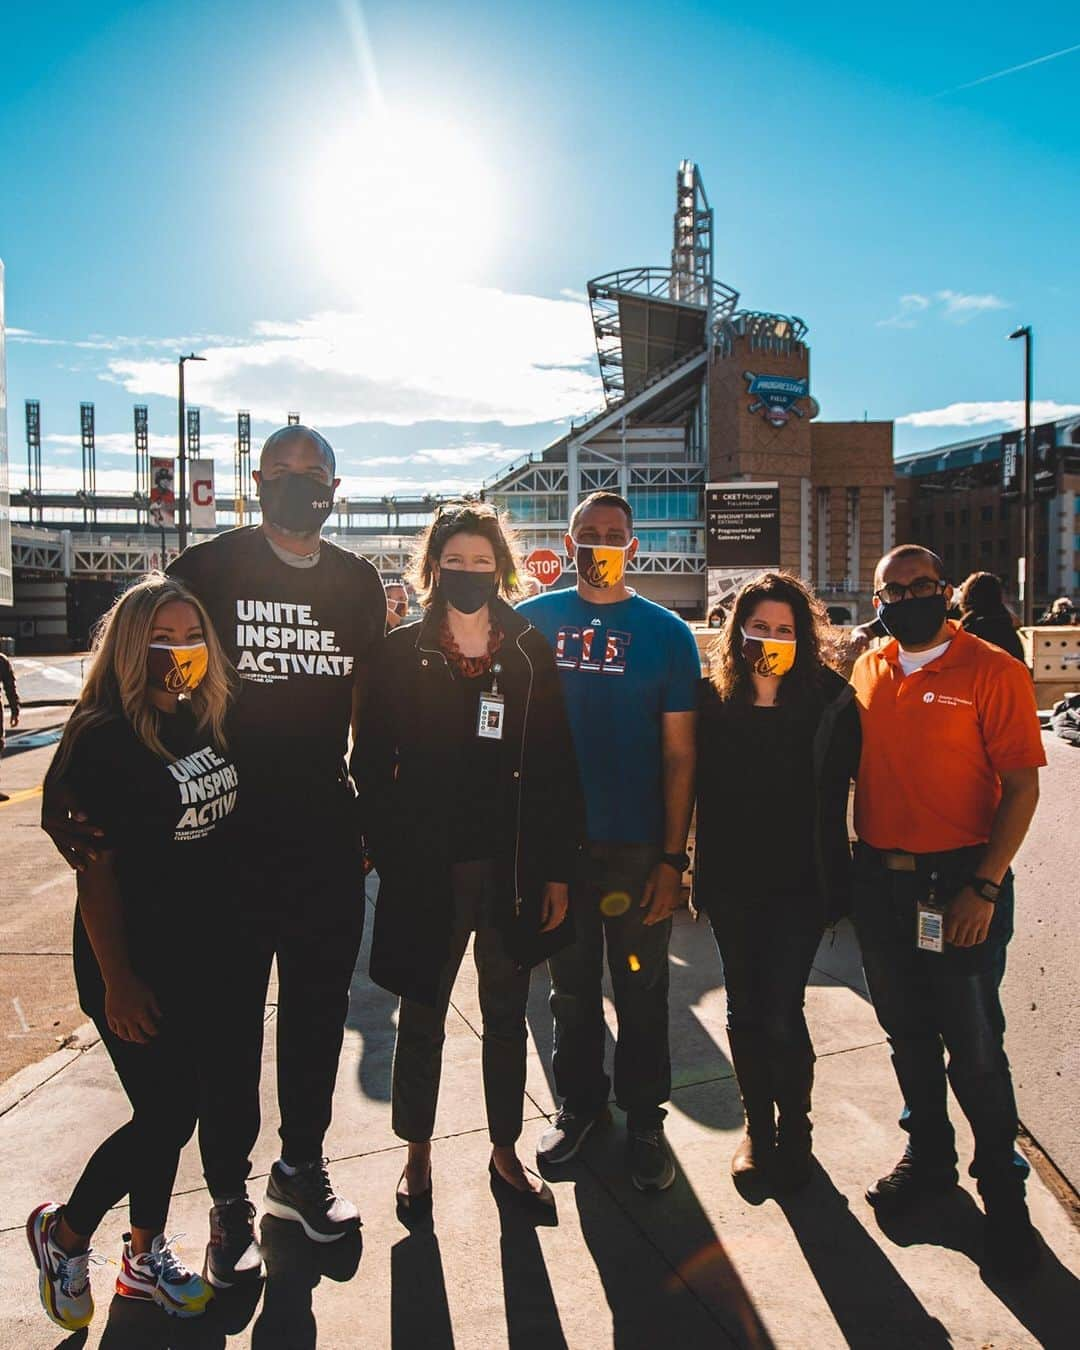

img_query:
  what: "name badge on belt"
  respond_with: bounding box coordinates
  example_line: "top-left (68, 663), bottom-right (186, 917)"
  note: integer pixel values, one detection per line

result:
top-left (477, 691), bottom-right (505, 740)
top-left (916, 870), bottom-right (943, 954)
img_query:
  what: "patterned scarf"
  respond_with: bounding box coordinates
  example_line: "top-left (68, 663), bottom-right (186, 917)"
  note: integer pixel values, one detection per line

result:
top-left (438, 616), bottom-right (504, 678)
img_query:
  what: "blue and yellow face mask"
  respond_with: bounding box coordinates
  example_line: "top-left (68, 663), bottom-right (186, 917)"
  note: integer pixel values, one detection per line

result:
top-left (573, 542), bottom-right (630, 589)
top-left (740, 629), bottom-right (797, 678)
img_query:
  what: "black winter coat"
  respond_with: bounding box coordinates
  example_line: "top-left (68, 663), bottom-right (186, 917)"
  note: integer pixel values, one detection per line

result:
top-left (960, 609), bottom-right (1025, 664)
top-left (693, 667), bottom-right (861, 926)
top-left (354, 598), bottom-right (585, 1007)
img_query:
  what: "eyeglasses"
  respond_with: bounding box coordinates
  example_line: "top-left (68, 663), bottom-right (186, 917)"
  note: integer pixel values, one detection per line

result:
top-left (873, 576), bottom-right (948, 605)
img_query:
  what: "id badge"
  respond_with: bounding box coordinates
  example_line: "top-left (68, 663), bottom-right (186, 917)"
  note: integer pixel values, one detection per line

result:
top-left (477, 690), bottom-right (505, 741)
top-left (916, 904), bottom-right (944, 954)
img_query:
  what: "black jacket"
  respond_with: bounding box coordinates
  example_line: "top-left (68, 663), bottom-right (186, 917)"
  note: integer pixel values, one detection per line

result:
top-left (960, 609), bottom-right (1025, 663)
top-left (354, 598), bottom-right (585, 1006)
top-left (0, 652), bottom-right (17, 745)
top-left (693, 667), bottom-right (860, 926)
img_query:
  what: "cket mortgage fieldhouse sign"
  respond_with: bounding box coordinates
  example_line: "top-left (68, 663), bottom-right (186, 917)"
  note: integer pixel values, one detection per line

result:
top-left (705, 483), bottom-right (781, 569)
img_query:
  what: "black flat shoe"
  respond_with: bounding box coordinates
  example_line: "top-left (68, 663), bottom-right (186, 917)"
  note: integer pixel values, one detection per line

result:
top-left (488, 1159), bottom-right (555, 1214)
top-left (395, 1167), bottom-right (432, 1225)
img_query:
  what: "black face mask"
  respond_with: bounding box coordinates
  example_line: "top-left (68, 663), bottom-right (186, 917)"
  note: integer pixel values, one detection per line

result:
top-left (438, 568), bottom-right (496, 614)
top-left (259, 474), bottom-right (334, 534)
top-left (878, 594), bottom-right (948, 648)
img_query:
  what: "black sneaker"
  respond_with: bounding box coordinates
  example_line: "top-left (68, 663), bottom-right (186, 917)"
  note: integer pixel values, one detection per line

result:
top-left (264, 1160), bottom-right (360, 1244)
top-left (204, 1199), bottom-right (263, 1289)
top-left (865, 1155), bottom-right (958, 1217)
top-left (536, 1106), bottom-right (611, 1166)
top-left (628, 1124), bottom-right (676, 1192)
top-left (982, 1189), bottom-right (1041, 1279)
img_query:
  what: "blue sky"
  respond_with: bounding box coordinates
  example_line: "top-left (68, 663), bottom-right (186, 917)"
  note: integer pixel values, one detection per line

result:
top-left (2, 0), bottom-right (1079, 498)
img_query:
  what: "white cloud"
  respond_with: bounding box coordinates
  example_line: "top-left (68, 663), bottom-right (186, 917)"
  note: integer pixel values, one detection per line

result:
top-left (877, 290), bottom-right (1009, 329)
top-left (45, 431), bottom-right (236, 461)
top-left (936, 290), bottom-right (1009, 322)
top-left (106, 282), bottom-right (604, 428)
top-left (877, 294), bottom-right (931, 328)
top-left (897, 400), bottom-right (1080, 428)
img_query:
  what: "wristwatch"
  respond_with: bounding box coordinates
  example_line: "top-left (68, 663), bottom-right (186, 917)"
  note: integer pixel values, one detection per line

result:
top-left (660, 850), bottom-right (691, 874)
top-left (970, 876), bottom-right (1001, 903)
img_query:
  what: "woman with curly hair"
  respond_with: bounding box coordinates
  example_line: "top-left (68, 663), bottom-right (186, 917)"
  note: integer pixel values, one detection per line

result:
top-left (695, 572), bottom-right (860, 1188)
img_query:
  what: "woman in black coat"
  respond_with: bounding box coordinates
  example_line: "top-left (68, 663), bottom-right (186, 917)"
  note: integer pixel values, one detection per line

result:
top-left (957, 572), bottom-right (1025, 662)
top-left (694, 572), bottom-right (860, 1189)
top-left (355, 503), bottom-right (583, 1217)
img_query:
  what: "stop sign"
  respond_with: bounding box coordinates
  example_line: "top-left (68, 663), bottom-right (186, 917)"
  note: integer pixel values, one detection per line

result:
top-left (524, 547), bottom-right (563, 588)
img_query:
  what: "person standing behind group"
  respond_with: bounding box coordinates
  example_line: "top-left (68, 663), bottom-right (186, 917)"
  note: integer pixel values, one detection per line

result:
top-left (956, 573), bottom-right (1025, 664)
top-left (29, 575), bottom-right (235, 1332)
top-left (357, 503), bottom-right (583, 1216)
top-left (695, 573), bottom-right (859, 1189)
top-left (851, 545), bottom-right (1045, 1277)
top-left (0, 647), bottom-right (19, 801)
top-left (520, 491), bottom-right (699, 1192)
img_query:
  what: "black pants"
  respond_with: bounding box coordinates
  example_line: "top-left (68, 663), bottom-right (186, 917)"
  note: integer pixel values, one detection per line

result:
top-left (549, 842), bottom-right (670, 1128)
top-left (392, 859), bottom-right (531, 1147)
top-left (853, 844), bottom-right (1027, 1192)
top-left (198, 844), bottom-right (366, 1199)
top-left (65, 919), bottom-right (197, 1237)
top-left (710, 901), bottom-right (823, 1053)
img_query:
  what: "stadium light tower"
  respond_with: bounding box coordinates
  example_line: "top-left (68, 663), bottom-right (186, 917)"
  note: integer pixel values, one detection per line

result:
top-left (1008, 325), bottom-right (1033, 625)
top-left (177, 353), bottom-right (206, 551)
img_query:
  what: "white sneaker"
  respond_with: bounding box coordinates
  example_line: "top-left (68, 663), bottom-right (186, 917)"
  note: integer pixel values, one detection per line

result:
top-left (116, 1233), bottom-right (213, 1318)
top-left (26, 1202), bottom-right (94, 1332)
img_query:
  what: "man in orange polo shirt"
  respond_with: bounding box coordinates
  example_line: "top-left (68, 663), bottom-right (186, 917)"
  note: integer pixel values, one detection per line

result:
top-left (851, 544), bottom-right (1045, 1278)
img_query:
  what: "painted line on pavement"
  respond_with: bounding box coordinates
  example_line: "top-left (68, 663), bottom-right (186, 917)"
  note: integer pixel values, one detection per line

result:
top-left (0, 785), bottom-right (43, 807)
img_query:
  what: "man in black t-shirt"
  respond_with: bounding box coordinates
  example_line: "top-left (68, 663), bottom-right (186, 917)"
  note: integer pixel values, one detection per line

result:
top-left (165, 425), bottom-right (385, 1286)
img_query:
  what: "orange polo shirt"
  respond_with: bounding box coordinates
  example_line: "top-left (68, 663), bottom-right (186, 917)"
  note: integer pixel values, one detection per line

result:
top-left (852, 623), bottom-right (1046, 852)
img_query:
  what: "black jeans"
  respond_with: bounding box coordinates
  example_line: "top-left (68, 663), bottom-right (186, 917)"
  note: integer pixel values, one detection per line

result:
top-left (65, 919), bottom-right (197, 1236)
top-left (198, 843), bottom-right (366, 1199)
top-left (710, 901), bottom-right (823, 1052)
top-left (548, 842), bottom-right (670, 1129)
top-left (392, 859), bottom-right (531, 1147)
top-left (852, 843), bottom-right (1028, 1192)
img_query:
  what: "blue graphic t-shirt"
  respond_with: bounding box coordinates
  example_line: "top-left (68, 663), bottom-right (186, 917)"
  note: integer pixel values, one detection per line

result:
top-left (518, 589), bottom-right (700, 845)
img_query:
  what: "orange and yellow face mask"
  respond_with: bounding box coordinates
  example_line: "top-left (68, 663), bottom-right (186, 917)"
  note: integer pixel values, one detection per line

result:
top-left (741, 629), bottom-right (797, 678)
top-left (573, 542), bottom-right (630, 589)
top-left (147, 642), bottom-right (209, 694)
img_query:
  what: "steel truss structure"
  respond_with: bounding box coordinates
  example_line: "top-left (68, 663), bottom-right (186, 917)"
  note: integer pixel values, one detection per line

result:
top-left (587, 162), bottom-right (738, 402)
top-left (11, 524), bottom-right (416, 581)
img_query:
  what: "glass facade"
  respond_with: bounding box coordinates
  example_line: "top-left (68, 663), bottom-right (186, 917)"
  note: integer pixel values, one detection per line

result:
top-left (636, 527), bottom-right (703, 553)
top-left (628, 487), bottom-right (702, 521)
top-left (491, 493), bottom-right (568, 523)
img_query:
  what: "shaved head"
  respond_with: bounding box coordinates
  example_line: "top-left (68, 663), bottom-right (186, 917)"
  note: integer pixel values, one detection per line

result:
top-left (874, 544), bottom-right (945, 589)
top-left (259, 425), bottom-right (336, 478)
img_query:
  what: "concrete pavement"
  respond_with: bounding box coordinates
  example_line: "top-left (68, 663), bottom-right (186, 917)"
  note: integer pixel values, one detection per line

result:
top-left (2, 896), bottom-right (1080, 1348)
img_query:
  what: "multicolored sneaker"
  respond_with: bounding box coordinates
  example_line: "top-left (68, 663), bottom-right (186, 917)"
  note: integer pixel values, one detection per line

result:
top-left (26, 1202), bottom-right (94, 1332)
top-left (116, 1233), bottom-right (213, 1318)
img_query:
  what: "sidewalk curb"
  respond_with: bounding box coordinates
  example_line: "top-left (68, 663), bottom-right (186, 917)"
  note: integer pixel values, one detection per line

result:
top-left (0, 1021), bottom-right (100, 1119)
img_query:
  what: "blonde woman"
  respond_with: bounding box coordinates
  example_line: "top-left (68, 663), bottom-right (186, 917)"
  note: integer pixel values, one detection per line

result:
top-left (27, 574), bottom-right (237, 1332)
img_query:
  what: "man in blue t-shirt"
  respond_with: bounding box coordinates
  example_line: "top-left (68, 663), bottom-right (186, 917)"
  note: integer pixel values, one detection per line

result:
top-left (518, 490), bottom-right (699, 1191)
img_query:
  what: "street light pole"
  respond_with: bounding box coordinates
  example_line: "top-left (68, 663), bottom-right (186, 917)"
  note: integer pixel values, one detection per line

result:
top-left (177, 352), bottom-right (206, 553)
top-left (1008, 326), bottom-right (1034, 625)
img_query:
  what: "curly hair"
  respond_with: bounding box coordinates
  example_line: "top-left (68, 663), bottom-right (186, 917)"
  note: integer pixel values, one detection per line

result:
top-left (406, 501), bottom-right (525, 608)
top-left (710, 571), bottom-right (837, 710)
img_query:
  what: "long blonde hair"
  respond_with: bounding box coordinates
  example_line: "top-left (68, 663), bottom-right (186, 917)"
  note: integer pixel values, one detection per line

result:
top-left (51, 573), bottom-right (237, 780)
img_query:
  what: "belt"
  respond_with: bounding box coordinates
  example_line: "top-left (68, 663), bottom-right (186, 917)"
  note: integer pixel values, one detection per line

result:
top-left (857, 842), bottom-right (958, 872)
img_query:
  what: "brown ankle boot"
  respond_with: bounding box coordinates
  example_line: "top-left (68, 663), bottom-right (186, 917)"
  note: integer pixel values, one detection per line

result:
top-left (732, 1129), bottom-right (773, 1177)
top-left (728, 1031), bottom-right (776, 1180)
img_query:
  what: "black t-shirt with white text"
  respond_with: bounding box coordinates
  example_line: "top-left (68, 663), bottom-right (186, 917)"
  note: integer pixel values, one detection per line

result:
top-left (60, 704), bottom-right (238, 946)
top-left (168, 527), bottom-right (385, 830)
